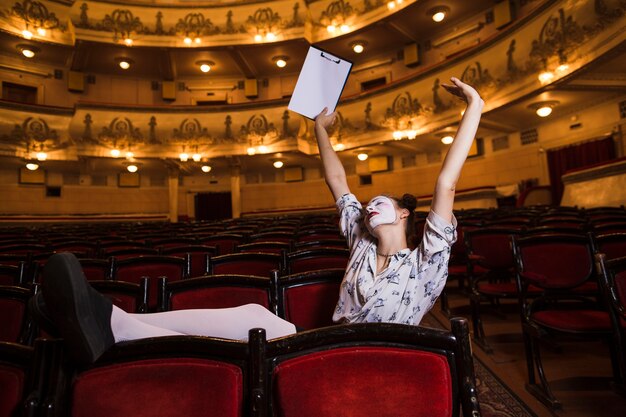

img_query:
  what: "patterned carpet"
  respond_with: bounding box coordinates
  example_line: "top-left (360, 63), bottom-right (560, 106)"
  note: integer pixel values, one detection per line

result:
top-left (421, 314), bottom-right (536, 417)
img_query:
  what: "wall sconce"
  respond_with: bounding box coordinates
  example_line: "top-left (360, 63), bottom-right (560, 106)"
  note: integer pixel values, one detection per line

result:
top-left (22, 29), bottom-right (33, 39)
top-left (17, 44), bottom-right (39, 58)
top-left (528, 101), bottom-right (559, 118)
top-left (35, 151), bottom-right (47, 161)
top-left (116, 57), bottom-right (133, 70)
top-left (429, 6), bottom-right (450, 22)
top-left (392, 129), bottom-right (417, 140)
top-left (538, 71), bottom-right (554, 84)
top-left (25, 162), bottom-right (39, 171)
top-left (192, 153), bottom-right (202, 162)
top-left (351, 41), bottom-right (366, 54)
top-left (273, 56), bottom-right (289, 68)
top-left (110, 148), bottom-right (121, 158)
top-left (179, 152), bottom-right (189, 162)
top-left (196, 60), bottom-right (215, 73)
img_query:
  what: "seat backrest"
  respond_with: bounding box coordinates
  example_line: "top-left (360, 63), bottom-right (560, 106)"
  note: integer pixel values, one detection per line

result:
top-left (286, 248), bottom-right (349, 274)
top-left (103, 248), bottom-right (159, 260)
top-left (0, 262), bottom-right (26, 286)
top-left (0, 285), bottom-right (33, 344)
top-left (236, 241), bottom-right (292, 254)
top-left (592, 233), bottom-right (626, 261)
top-left (199, 234), bottom-right (244, 255)
top-left (248, 232), bottom-right (294, 244)
top-left (159, 275), bottom-right (271, 311)
top-left (251, 318), bottom-right (479, 417)
top-left (161, 245), bottom-right (217, 277)
top-left (597, 254), bottom-right (626, 320)
top-left (271, 269), bottom-right (344, 330)
top-left (0, 342), bottom-right (35, 417)
top-left (77, 258), bottom-right (113, 281)
top-left (465, 228), bottom-right (519, 270)
top-left (209, 253), bottom-right (283, 276)
top-left (51, 241), bottom-right (98, 258)
top-left (46, 336), bottom-right (249, 417)
top-left (513, 234), bottom-right (595, 290)
top-left (90, 279), bottom-right (148, 313)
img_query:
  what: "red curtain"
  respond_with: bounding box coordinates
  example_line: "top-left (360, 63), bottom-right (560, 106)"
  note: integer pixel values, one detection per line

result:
top-left (547, 136), bottom-right (616, 204)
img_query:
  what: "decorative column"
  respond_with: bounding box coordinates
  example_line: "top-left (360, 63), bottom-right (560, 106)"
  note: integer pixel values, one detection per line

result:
top-left (230, 164), bottom-right (242, 219)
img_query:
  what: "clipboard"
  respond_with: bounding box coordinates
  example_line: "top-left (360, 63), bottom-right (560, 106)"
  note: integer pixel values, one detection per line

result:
top-left (288, 46), bottom-right (353, 120)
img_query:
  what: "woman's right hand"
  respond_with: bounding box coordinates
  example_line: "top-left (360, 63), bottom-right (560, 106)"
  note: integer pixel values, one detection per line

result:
top-left (315, 107), bottom-right (337, 130)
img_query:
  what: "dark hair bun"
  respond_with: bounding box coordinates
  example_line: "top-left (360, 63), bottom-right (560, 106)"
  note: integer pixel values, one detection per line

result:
top-left (400, 193), bottom-right (417, 212)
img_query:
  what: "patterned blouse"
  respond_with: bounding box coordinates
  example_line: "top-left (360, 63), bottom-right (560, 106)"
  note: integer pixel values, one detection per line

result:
top-left (332, 193), bottom-right (457, 326)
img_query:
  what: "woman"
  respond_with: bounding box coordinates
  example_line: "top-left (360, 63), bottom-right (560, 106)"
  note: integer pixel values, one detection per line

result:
top-left (314, 76), bottom-right (483, 325)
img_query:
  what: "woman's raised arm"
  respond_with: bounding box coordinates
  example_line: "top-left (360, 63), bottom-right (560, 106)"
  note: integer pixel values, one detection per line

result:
top-left (431, 77), bottom-right (484, 223)
top-left (314, 108), bottom-right (351, 201)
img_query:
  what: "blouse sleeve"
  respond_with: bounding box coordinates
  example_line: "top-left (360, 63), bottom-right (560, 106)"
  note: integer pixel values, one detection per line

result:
top-left (336, 193), bottom-right (364, 251)
top-left (417, 210), bottom-right (458, 273)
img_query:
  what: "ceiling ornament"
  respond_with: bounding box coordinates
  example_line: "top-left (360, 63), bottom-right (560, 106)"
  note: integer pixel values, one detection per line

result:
top-left (382, 92), bottom-right (429, 138)
top-left (584, 1), bottom-right (626, 33)
top-left (320, 0), bottom-right (355, 30)
top-left (171, 118), bottom-right (213, 145)
top-left (3, 116), bottom-right (58, 147)
top-left (460, 62), bottom-right (496, 97)
top-left (97, 117), bottom-right (144, 153)
top-left (241, 114), bottom-right (279, 154)
top-left (102, 9), bottom-right (144, 43)
top-left (10, 0), bottom-right (65, 35)
top-left (529, 8), bottom-right (584, 71)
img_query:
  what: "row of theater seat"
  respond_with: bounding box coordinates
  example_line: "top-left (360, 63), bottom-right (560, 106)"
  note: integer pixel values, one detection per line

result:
top-left (1, 318), bottom-right (481, 417)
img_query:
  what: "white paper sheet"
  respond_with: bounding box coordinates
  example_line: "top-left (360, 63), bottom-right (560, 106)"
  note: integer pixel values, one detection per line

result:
top-left (288, 46), bottom-right (353, 120)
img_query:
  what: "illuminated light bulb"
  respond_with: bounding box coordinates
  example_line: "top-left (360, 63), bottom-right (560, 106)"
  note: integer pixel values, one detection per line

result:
top-left (254, 34), bottom-right (263, 42)
top-left (556, 64), bottom-right (569, 73)
top-left (407, 130), bottom-right (417, 140)
top-left (37, 28), bottom-right (46, 36)
top-left (22, 30), bottom-right (33, 39)
top-left (258, 145), bottom-right (269, 153)
top-left (273, 160), bottom-right (284, 169)
top-left (536, 106), bottom-right (553, 117)
top-left (194, 37), bottom-right (201, 44)
top-left (200, 63), bottom-right (211, 73)
top-left (125, 151), bottom-right (134, 159)
top-left (179, 153), bottom-right (189, 162)
top-left (183, 37), bottom-right (192, 45)
top-left (340, 24), bottom-right (350, 33)
top-left (127, 164), bottom-right (138, 173)
top-left (36, 152), bottom-right (47, 161)
top-left (538, 71), bottom-right (554, 84)
top-left (192, 153), bottom-right (202, 162)
top-left (110, 149), bottom-right (121, 158)
top-left (432, 12), bottom-right (446, 22)
top-left (352, 43), bottom-right (364, 53)
top-left (275, 58), bottom-right (286, 68)
top-left (265, 32), bottom-right (276, 41)
top-left (334, 143), bottom-right (345, 151)
top-left (26, 162), bottom-right (39, 171)
top-left (326, 25), bottom-right (336, 33)
top-left (119, 60), bottom-right (130, 70)
top-left (22, 49), bottom-right (35, 58)
top-left (247, 147), bottom-right (256, 155)
top-left (441, 135), bottom-right (454, 145)
top-left (124, 38), bottom-right (133, 46)
top-left (387, 1), bottom-right (396, 10)
top-left (392, 131), bottom-right (403, 140)
top-left (357, 153), bottom-right (369, 161)
top-left (397, 0), bottom-right (403, 4)
top-left (201, 165), bottom-right (212, 173)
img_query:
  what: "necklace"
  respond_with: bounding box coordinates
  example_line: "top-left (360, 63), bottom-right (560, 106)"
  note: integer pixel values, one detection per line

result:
top-left (376, 251), bottom-right (397, 258)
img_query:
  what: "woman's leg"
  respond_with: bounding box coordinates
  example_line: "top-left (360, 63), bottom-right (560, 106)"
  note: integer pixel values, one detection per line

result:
top-left (111, 305), bottom-right (184, 342)
top-left (127, 303), bottom-right (296, 340)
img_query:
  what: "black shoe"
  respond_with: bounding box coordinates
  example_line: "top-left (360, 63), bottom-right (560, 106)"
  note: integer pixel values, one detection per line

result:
top-left (42, 252), bottom-right (114, 365)
top-left (28, 292), bottom-right (60, 337)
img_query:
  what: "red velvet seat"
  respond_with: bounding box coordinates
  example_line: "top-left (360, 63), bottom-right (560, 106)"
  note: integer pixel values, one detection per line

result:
top-left (270, 268), bottom-right (344, 330)
top-left (111, 255), bottom-right (189, 311)
top-left (51, 241), bottom-right (98, 258)
top-left (103, 248), bottom-right (159, 260)
top-left (293, 239), bottom-right (347, 250)
top-left (158, 275), bottom-right (271, 311)
top-left (284, 248), bottom-right (349, 274)
top-left (208, 252), bottom-right (283, 276)
top-left (592, 232), bottom-right (626, 261)
top-left (236, 241), bottom-right (292, 254)
top-left (149, 237), bottom-right (198, 250)
top-left (42, 336), bottom-right (249, 417)
top-left (161, 245), bottom-right (217, 278)
top-left (0, 262), bottom-right (27, 286)
top-left (512, 233), bottom-right (618, 410)
top-left (91, 278), bottom-right (148, 313)
top-left (250, 317), bottom-right (480, 417)
top-left (0, 285), bottom-right (34, 344)
top-left (597, 254), bottom-right (626, 392)
top-left (248, 232), bottom-right (294, 244)
top-left (0, 341), bottom-right (38, 417)
top-left (199, 234), bottom-right (245, 255)
top-left (76, 258), bottom-right (113, 281)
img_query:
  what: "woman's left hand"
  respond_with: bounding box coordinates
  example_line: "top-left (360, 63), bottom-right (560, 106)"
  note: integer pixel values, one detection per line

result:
top-left (441, 77), bottom-right (483, 106)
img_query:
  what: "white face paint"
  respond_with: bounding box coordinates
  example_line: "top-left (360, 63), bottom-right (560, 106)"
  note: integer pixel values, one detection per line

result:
top-left (365, 196), bottom-right (397, 231)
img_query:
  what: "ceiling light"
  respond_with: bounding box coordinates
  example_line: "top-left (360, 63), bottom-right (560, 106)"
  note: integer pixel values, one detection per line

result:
top-left (556, 64), bottom-right (569, 73)
top-left (197, 60), bottom-right (215, 73)
top-left (334, 143), bottom-right (345, 151)
top-left (254, 34), bottom-right (263, 42)
top-left (201, 165), bottom-right (212, 173)
top-left (273, 160), bottom-right (284, 169)
top-left (179, 152), bottom-right (189, 162)
top-left (258, 145), bottom-right (269, 154)
top-left (127, 164), bottom-right (138, 173)
top-left (116, 57), bottom-right (133, 70)
top-left (17, 44), bottom-right (39, 58)
top-left (357, 152), bottom-right (369, 161)
top-left (340, 24), bottom-right (350, 33)
top-left (387, 1), bottom-right (396, 10)
top-left (22, 30), bottom-right (33, 39)
top-left (192, 153), bottom-right (202, 162)
top-left (429, 6), bottom-right (450, 22)
top-left (125, 151), bottom-right (134, 159)
top-left (441, 135), bottom-right (454, 145)
top-left (528, 100), bottom-right (559, 118)
top-left (110, 149), bottom-right (121, 158)
top-left (351, 42), bottom-right (365, 53)
top-left (184, 37), bottom-right (192, 45)
top-left (265, 32), bottom-right (277, 41)
top-left (327, 25), bottom-right (336, 33)
top-left (25, 162), bottom-right (39, 171)
top-left (247, 147), bottom-right (256, 155)
top-left (273, 56), bottom-right (289, 68)
top-left (392, 131), bottom-right (403, 140)
top-left (538, 71), bottom-right (554, 84)
top-left (35, 152), bottom-right (47, 161)
top-left (194, 37), bottom-right (201, 44)
top-left (36, 28), bottom-right (46, 36)
top-left (124, 38), bottom-right (133, 46)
